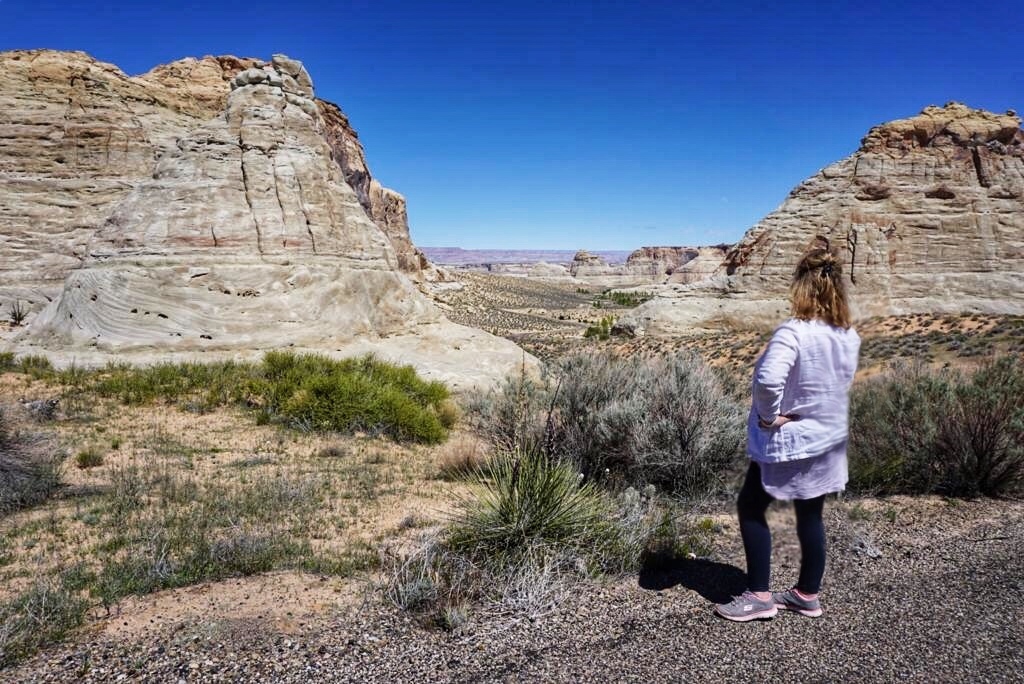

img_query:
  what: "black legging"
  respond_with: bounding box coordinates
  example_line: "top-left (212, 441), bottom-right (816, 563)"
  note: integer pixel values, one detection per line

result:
top-left (737, 461), bottom-right (826, 594)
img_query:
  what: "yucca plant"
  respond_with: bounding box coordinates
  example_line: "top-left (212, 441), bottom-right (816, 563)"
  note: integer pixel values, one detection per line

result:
top-left (447, 450), bottom-right (612, 565)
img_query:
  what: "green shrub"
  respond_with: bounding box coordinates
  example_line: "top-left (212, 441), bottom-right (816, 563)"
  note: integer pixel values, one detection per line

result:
top-left (849, 357), bottom-right (1024, 497)
top-left (253, 352), bottom-right (450, 443)
top-left (7, 300), bottom-right (28, 326)
top-left (75, 448), bottom-right (104, 469)
top-left (592, 291), bottom-right (653, 308)
top-left (848, 362), bottom-right (952, 494)
top-left (87, 352), bottom-right (450, 443)
top-left (468, 352), bottom-right (745, 496)
top-left (0, 406), bottom-right (64, 515)
top-left (936, 357), bottom-right (1024, 497)
top-left (384, 455), bottom-right (715, 623)
top-left (0, 352), bottom-right (14, 372)
top-left (583, 316), bottom-right (615, 340)
top-left (448, 451), bottom-right (614, 566)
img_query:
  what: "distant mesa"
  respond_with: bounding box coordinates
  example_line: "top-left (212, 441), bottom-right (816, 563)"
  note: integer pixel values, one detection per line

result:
top-left (619, 102), bottom-right (1024, 335)
top-left (0, 49), bottom-right (531, 388)
top-left (422, 246), bottom-right (730, 288)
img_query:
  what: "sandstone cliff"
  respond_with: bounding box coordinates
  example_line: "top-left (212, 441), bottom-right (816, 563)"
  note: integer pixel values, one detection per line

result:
top-left (621, 103), bottom-right (1024, 335)
top-left (0, 50), bottom-right (529, 388)
top-left (0, 49), bottom-right (437, 317)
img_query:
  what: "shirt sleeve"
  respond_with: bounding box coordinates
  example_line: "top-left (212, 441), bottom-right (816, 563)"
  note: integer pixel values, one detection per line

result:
top-left (753, 323), bottom-right (800, 423)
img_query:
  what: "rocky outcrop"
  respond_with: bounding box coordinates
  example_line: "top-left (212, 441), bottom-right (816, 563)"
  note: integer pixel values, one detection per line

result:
top-left (316, 99), bottom-right (442, 282)
top-left (0, 49), bottom-right (438, 319)
top-left (621, 104), bottom-right (1024, 335)
top-left (568, 246), bottom-right (720, 287)
top-left (1, 50), bottom-right (532, 389)
top-left (667, 246), bottom-right (730, 284)
top-left (625, 247), bottom-right (699, 277)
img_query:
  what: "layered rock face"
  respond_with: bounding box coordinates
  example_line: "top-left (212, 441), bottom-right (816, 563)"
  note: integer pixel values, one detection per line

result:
top-left (622, 104), bottom-right (1024, 335)
top-left (624, 246), bottom-right (700, 278)
top-left (569, 247), bottom-right (719, 287)
top-left (0, 50), bottom-right (436, 317)
top-left (666, 246), bottom-right (730, 284)
top-left (0, 51), bottom-right (263, 309)
top-left (316, 100), bottom-right (442, 281)
top-left (2, 51), bottom-right (530, 388)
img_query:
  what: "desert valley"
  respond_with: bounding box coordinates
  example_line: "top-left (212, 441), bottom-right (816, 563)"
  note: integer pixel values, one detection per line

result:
top-left (0, 49), bottom-right (1022, 683)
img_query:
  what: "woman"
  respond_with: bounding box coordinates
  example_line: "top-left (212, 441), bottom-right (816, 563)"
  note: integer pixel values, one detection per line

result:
top-left (715, 238), bottom-right (860, 622)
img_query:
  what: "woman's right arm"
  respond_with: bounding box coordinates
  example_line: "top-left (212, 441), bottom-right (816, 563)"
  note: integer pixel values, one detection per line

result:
top-left (752, 323), bottom-right (799, 426)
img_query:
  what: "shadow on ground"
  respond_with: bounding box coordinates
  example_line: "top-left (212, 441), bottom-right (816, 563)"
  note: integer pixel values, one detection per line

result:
top-left (638, 556), bottom-right (746, 604)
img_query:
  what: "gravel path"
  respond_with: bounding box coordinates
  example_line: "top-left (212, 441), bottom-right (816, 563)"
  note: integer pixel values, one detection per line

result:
top-left (5, 497), bottom-right (1022, 683)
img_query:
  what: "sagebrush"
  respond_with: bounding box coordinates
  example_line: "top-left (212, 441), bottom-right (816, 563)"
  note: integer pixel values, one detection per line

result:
top-left (849, 357), bottom-right (1024, 497)
top-left (0, 406), bottom-right (64, 515)
top-left (466, 352), bottom-right (745, 496)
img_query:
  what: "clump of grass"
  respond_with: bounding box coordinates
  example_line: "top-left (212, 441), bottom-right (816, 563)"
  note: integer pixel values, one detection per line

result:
top-left (315, 444), bottom-right (350, 459)
top-left (0, 574), bottom-right (89, 668)
top-left (385, 452), bottom-right (713, 625)
top-left (437, 438), bottom-right (488, 480)
top-left (467, 352), bottom-right (745, 497)
top-left (849, 357), bottom-right (1024, 498)
top-left (0, 352), bottom-right (14, 372)
top-left (75, 448), bottom-right (104, 469)
top-left (447, 452), bottom-right (615, 566)
top-left (85, 352), bottom-right (451, 443)
top-left (16, 355), bottom-right (53, 379)
top-left (0, 405), bottom-right (64, 515)
top-left (249, 352), bottom-right (451, 443)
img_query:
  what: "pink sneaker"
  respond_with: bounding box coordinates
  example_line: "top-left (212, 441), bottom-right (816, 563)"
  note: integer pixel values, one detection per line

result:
top-left (772, 588), bottom-right (823, 618)
top-left (714, 591), bottom-right (778, 622)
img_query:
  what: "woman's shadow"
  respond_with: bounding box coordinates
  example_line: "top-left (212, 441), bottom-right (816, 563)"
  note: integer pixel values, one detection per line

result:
top-left (638, 553), bottom-right (746, 603)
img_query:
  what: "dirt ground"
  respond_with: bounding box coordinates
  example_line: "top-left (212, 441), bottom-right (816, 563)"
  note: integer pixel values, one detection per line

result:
top-left (2, 272), bottom-right (1022, 682)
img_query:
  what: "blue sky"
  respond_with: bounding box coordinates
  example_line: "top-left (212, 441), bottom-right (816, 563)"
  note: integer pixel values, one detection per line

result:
top-left (2, 1), bottom-right (1021, 249)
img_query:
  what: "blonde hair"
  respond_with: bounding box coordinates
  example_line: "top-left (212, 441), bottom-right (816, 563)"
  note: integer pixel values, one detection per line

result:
top-left (790, 236), bottom-right (851, 329)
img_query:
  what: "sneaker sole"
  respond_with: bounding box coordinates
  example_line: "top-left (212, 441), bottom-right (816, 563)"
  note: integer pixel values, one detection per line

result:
top-left (714, 605), bottom-right (778, 622)
top-left (775, 603), bottom-right (823, 618)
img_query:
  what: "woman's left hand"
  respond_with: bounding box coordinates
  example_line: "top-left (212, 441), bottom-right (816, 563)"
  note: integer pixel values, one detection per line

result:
top-left (758, 413), bottom-right (800, 429)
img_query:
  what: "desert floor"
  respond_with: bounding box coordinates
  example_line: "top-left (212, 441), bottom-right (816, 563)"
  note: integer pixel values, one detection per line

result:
top-left (3, 273), bottom-right (1023, 683)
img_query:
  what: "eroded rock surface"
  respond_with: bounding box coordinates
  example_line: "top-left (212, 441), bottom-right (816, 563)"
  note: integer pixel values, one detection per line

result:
top-left (0, 50), bottom-right (438, 316)
top-left (622, 103), bottom-right (1024, 335)
top-left (568, 246), bottom-right (718, 287)
top-left (1, 50), bottom-right (532, 389)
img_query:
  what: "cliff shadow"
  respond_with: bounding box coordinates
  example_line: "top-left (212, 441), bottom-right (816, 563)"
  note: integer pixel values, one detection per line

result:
top-left (638, 555), bottom-right (746, 604)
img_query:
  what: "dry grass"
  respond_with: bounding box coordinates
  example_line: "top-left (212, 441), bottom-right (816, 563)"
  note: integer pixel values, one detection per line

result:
top-left (0, 368), bottom-right (466, 665)
top-left (3, 273), bottom-right (1022, 666)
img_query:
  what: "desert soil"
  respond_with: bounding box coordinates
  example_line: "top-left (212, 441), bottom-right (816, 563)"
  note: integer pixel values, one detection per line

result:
top-left (3, 272), bottom-right (1023, 682)
top-left (5, 496), bottom-right (1022, 683)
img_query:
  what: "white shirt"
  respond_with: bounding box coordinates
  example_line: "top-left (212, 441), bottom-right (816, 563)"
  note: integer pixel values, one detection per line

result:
top-left (747, 318), bottom-right (861, 464)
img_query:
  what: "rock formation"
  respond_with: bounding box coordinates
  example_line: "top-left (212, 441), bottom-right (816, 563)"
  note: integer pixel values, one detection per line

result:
top-left (666, 245), bottom-right (730, 285)
top-left (621, 103), bottom-right (1024, 335)
top-left (0, 50), bottom-right (438, 318)
top-left (0, 50), bottom-right (530, 389)
top-left (568, 246), bottom-right (720, 287)
top-left (624, 247), bottom-right (698, 277)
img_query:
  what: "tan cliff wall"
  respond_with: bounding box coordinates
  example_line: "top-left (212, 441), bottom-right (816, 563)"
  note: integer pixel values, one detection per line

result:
top-left (0, 50), bottom-right (530, 389)
top-left (621, 103), bottom-right (1024, 335)
top-left (0, 49), bottom-right (435, 315)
